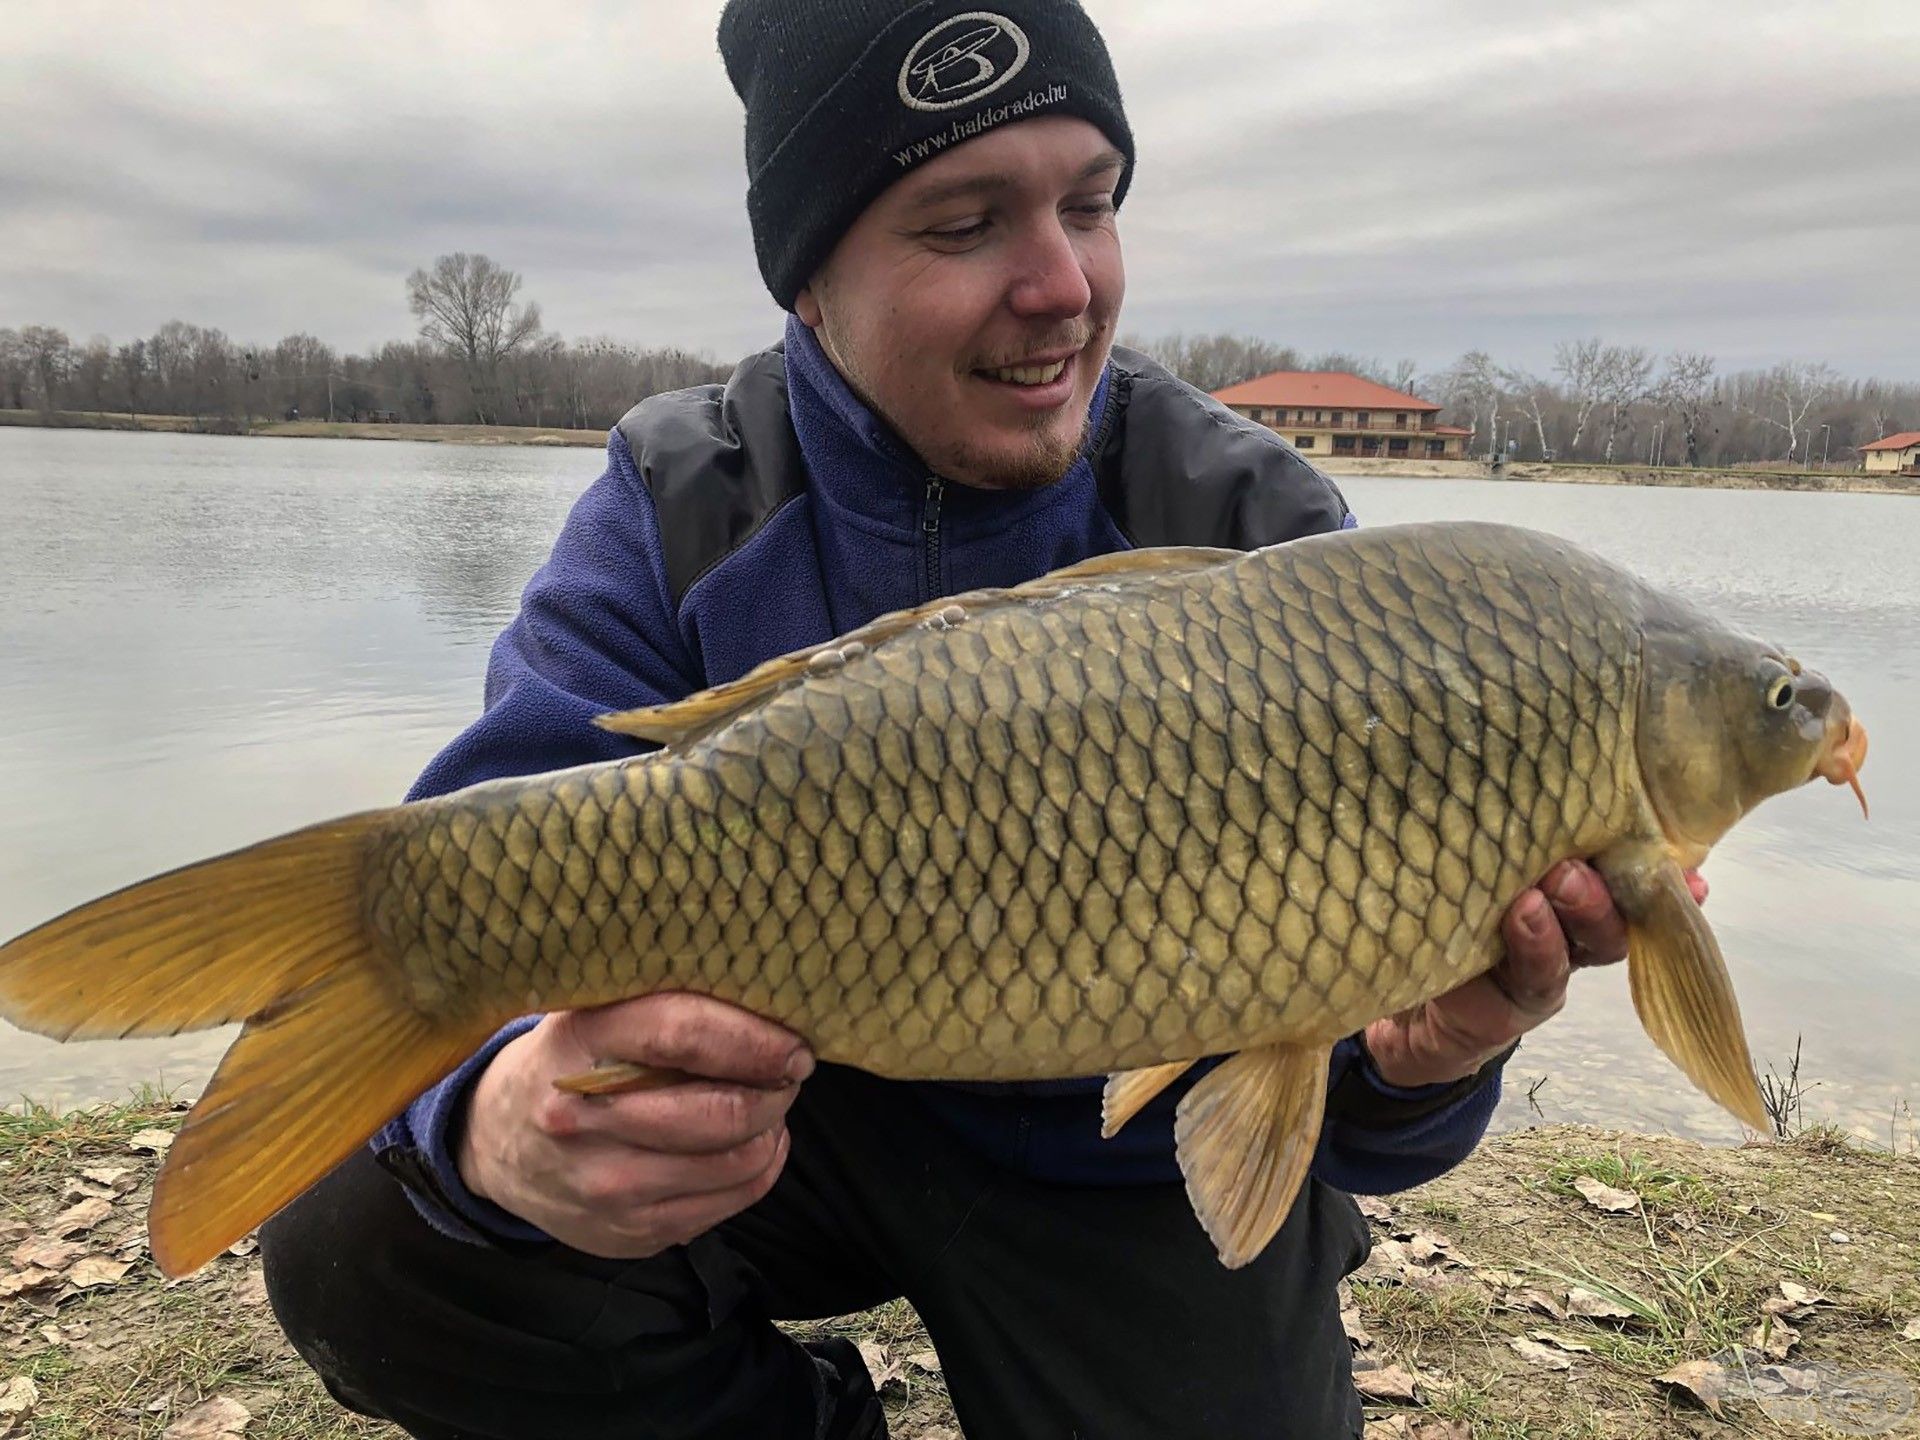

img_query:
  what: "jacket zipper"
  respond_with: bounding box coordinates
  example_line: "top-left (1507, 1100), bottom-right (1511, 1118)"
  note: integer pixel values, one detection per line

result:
top-left (921, 475), bottom-right (945, 601)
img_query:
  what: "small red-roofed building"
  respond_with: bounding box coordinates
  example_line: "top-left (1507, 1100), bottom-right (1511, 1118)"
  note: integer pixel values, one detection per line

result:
top-left (1210, 371), bottom-right (1472, 460)
top-left (1861, 432), bottom-right (1920, 475)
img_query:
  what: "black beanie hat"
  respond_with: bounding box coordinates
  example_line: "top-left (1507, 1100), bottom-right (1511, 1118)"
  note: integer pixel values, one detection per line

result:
top-left (718, 0), bottom-right (1135, 310)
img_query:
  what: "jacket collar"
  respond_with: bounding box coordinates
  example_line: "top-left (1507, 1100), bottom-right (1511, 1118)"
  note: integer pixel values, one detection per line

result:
top-left (782, 312), bottom-right (1113, 540)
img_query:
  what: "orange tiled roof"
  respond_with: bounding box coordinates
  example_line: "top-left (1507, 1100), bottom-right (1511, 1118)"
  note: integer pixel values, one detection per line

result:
top-left (1862, 432), bottom-right (1920, 451)
top-left (1211, 371), bottom-right (1442, 412)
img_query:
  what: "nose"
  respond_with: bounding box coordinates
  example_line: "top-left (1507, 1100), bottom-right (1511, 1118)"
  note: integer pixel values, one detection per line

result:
top-left (1007, 216), bottom-right (1092, 319)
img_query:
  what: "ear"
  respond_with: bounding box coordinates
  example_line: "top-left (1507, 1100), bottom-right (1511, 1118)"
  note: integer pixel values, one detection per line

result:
top-left (793, 285), bottom-right (824, 328)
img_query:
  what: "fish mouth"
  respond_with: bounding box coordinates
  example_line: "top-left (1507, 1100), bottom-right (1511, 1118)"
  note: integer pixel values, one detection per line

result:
top-left (1815, 711), bottom-right (1870, 818)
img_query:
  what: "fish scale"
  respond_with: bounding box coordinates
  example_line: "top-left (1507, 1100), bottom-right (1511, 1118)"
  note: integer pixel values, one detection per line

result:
top-left (366, 524), bottom-right (1639, 1079)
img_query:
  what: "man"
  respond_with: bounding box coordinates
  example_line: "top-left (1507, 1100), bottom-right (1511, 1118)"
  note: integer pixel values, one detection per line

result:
top-left (262, 2), bottom-right (1673, 1435)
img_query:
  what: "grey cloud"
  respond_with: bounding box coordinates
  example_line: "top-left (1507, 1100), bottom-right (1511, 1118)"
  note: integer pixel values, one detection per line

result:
top-left (2, 0), bottom-right (1914, 374)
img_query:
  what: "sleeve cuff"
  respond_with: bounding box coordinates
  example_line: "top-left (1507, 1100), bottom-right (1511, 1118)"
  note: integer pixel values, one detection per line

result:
top-left (369, 1015), bottom-right (555, 1246)
top-left (1325, 1033), bottom-right (1518, 1131)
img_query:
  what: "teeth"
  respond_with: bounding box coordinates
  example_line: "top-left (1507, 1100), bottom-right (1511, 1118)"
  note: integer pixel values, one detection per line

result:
top-left (985, 359), bottom-right (1067, 385)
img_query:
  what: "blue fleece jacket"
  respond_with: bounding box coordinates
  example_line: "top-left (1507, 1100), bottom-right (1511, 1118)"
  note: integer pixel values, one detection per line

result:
top-left (370, 317), bottom-right (1505, 1245)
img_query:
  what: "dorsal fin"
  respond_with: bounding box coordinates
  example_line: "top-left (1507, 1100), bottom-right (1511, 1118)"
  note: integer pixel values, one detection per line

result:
top-left (595, 544), bottom-right (1242, 749)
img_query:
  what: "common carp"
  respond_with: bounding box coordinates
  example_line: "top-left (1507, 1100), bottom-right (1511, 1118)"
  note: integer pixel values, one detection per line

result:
top-left (0, 521), bottom-right (1868, 1276)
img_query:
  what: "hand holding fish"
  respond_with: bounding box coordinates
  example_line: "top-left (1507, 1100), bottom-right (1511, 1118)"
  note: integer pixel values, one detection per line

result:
top-left (1363, 860), bottom-right (1709, 1088)
top-left (457, 994), bottom-right (814, 1258)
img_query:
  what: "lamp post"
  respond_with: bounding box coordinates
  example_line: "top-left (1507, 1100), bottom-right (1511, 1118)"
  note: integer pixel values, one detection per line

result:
top-left (1820, 423), bottom-right (1832, 469)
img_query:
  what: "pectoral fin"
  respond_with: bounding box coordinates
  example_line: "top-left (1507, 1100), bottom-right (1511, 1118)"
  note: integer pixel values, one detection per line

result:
top-left (1101, 1060), bottom-right (1196, 1138)
top-left (1603, 852), bottom-right (1768, 1132)
top-left (1173, 1041), bottom-right (1330, 1269)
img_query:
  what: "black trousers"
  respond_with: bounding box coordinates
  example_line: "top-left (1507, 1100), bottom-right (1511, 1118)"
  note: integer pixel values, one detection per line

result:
top-left (261, 1064), bottom-right (1369, 1439)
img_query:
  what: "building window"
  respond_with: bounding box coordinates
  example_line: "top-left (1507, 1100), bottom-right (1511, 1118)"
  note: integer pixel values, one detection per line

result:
top-left (1315, 410), bottom-right (1325, 423)
top-left (1427, 439), bottom-right (1445, 457)
top-left (1294, 435), bottom-right (1314, 449)
top-left (1330, 411), bottom-right (1344, 425)
top-left (1388, 438), bottom-right (1409, 455)
top-left (1333, 436), bottom-right (1357, 455)
top-left (1395, 412), bottom-right (1408, 426)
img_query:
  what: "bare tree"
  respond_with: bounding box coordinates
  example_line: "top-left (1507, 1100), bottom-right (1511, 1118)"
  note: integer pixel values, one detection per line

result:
top-left (1387, 358), bottom-right (1420, 396)
top-left (1552, 337), bottom-right (1605, 457)
top-left (19, 325), bottom-right (71, 419)
top-left (1597, 344), bottom-right (1655, 464)
top-left (406, 253), bottom-right (544, 423)
top-left (74, 337), bottom-right (112, 414)
top-left (1499, 367), bottom-right (1555, 459)
top-left (1656, 352), bottom-right (1716, 467)
top-left (113, 339), bottom-right (148, 419)
top-left (1742, 361), bottom-right (1839, 464)
top-left (1120, 331), bottom-right (1301, 392)
top-left (1440, 350), bottom-right (1504, 459)
top-left (0, 329), bottom-right (26, 411)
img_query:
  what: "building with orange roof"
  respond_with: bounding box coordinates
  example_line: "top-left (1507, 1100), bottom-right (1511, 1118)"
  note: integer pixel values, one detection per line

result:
top-left (1861, 431), bottom-right (1920, 475)
top-left (1210, 371), bottom-right (1472, 460)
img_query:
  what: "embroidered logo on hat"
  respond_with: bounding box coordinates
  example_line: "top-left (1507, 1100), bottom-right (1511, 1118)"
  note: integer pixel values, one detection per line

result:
top-left (897, 11), bottom-right (1031, 111)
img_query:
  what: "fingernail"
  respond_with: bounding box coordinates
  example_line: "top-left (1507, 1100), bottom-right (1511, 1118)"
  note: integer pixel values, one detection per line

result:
top-left (1524, 894), bottom-right (1555, 938)
top-left (785, 1049), bottom-right (815, 1083)
top-left (1548, 865), bottom-right (1587, 906)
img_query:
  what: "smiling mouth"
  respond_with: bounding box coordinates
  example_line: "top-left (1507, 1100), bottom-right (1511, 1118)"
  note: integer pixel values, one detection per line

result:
top-left (976, 355), bottom-right (1072, 386)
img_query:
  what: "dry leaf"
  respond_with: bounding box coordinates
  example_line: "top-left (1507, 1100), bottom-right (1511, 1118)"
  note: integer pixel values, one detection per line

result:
top-left (1899, 1317), bottom-right (1920, 1342)
top-left (231, 1272), bottom-right (269, 1308)
top-left (1572, 1175), bottom-right (1640, 1213)
top-left (1655, 1359), bottom-right (1727, 1417)
top-left (1500, 1287), bottom-right (1567, 1321)
top-left (1527, 1329), bottom-right (1593, 1353)
top-left (49, 1197), bottom-right (114, 1237)
top-left (0, 1270), bottom-right (57, 1299)
top-left (1777, 1281), bottom-right (1829, 1308)
top-left (1365, 1419), bottom-right (1469, 1440)
top-left (1477, 1267), bottom-right (1523, 1288)
top-left (11, 1237), bottom-right (85, 1272)
top-left (1405, 1233), bottom-right (1450, 1264)
top-left (1747, 1315), bottom-right (1800, 1360)
top-left (62, 1180), bottom-right (117, 1205)
top-left (225, 1238), bottom-right (258, 1259)
top-left (128, 1129), bottom-right (175, 1154)
top-left (1565, 1286), bottom-right (1636, 1322)
top-left (162, 1395), bottom-right (251, 1438)
top-left (854, 1339), bottom-right (900, 1390)
top-left (1341, 1305), bottom-right (1373, 1349)
top-left (1509, 1336), bottom-right (1574, 1370)
top-left (80, 1167), bottom-right (136, 1193)
top-left (0, 1378), bottom-right (36, 1416)
top-left (919, 1430), bottom-right (960, 1440)
top-left (68, 1258), bottom-right (132, 1290)
top-left (1352, 1362), bottom-right (1419, 1403)
top-left (903, 1349), bottom-right (941, 1374)
top-left (1355, 1196), bottom-right (1392, 1222)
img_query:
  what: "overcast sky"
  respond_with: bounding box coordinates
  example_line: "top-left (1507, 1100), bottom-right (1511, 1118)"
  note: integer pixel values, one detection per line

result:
top-left (3, 0), bottom-right (1915, 378)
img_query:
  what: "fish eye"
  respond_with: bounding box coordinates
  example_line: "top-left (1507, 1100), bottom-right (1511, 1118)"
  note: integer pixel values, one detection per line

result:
top-left (1766, 675), bottom-right (1796, 710)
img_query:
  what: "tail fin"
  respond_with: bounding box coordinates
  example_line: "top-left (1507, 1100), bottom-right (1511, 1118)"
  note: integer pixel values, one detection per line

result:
top-left (0, 813), bottom-right (499, 1276)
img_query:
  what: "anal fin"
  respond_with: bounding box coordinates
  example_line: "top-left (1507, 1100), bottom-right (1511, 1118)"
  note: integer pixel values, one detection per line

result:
top-left (1101, 1059), bottom-right (1196, 1138)
top-left (1173, 1041), bottom-right (1330, 1269)
top-left (1604, 851), bottom-right (1769, 1132)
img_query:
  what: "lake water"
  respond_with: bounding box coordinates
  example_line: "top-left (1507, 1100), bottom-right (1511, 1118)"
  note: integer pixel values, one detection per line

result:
top-left (1, 427), bottom-right (1914, 1148)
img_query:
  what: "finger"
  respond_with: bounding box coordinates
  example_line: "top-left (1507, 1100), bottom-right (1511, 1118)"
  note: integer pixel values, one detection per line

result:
top-left (1542, 860), bottom-right (1629, 968)
top-left (1386, 977), bottom-right (1529, 1072)
top-left (570, 1078), bottom-right (801, 1155)
top-left (1685, 868), bottom-right (1709, 906)
top-left (584, 1125), bottom-right (791, 1213)
top-left (1493, 890), bottom-right (1574, 1014)
top-left (572, 992), bottom-right (813, 1087)
top-left (567, 1129), bottom-right (793, 1261)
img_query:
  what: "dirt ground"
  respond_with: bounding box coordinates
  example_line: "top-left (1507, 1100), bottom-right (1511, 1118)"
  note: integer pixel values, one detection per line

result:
top-left (1, 1100), bottom-right (1915, 1438)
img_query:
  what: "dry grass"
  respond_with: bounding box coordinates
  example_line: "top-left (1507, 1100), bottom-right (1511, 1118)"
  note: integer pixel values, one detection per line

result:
top-left (3, 1101), bottom-right (1916, 1439)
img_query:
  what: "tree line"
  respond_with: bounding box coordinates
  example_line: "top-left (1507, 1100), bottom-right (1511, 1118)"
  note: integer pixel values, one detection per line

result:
top-left (1120, 332), bottom-right (1917, 469)
top-left (0, 254), bottom-right (729, 432)
top-left (6, 252), bottom-right (1912, 466)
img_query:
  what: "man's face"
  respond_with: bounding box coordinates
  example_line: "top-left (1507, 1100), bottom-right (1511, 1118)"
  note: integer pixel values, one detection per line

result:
top-left (794, 116), bottom-right (1126, 491)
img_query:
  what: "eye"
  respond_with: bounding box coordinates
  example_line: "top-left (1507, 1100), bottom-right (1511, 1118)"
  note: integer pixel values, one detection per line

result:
top-left (1766, 675), bottom-right (1796, 710)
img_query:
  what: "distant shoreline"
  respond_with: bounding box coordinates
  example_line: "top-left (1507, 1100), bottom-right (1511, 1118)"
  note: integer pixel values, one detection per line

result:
top-left (0, 408), bottom-right (608, 448)
top-left (5, 409), bottom-right (1915, 494)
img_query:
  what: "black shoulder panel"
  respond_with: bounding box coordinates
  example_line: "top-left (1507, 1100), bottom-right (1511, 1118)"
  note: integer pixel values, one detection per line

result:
top-left (1093, 346), bottom-right (1352, 550)
top-left (615, 345), bottom-right (807, 606)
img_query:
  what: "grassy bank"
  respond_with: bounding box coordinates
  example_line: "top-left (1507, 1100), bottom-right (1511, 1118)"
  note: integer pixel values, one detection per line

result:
top-left (0, 410), bottom-right (607, 447)
top-left (1319, 453), bottom-right (1920, 498)
top-left (1, 1097), bottom-right (1914, 1438)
